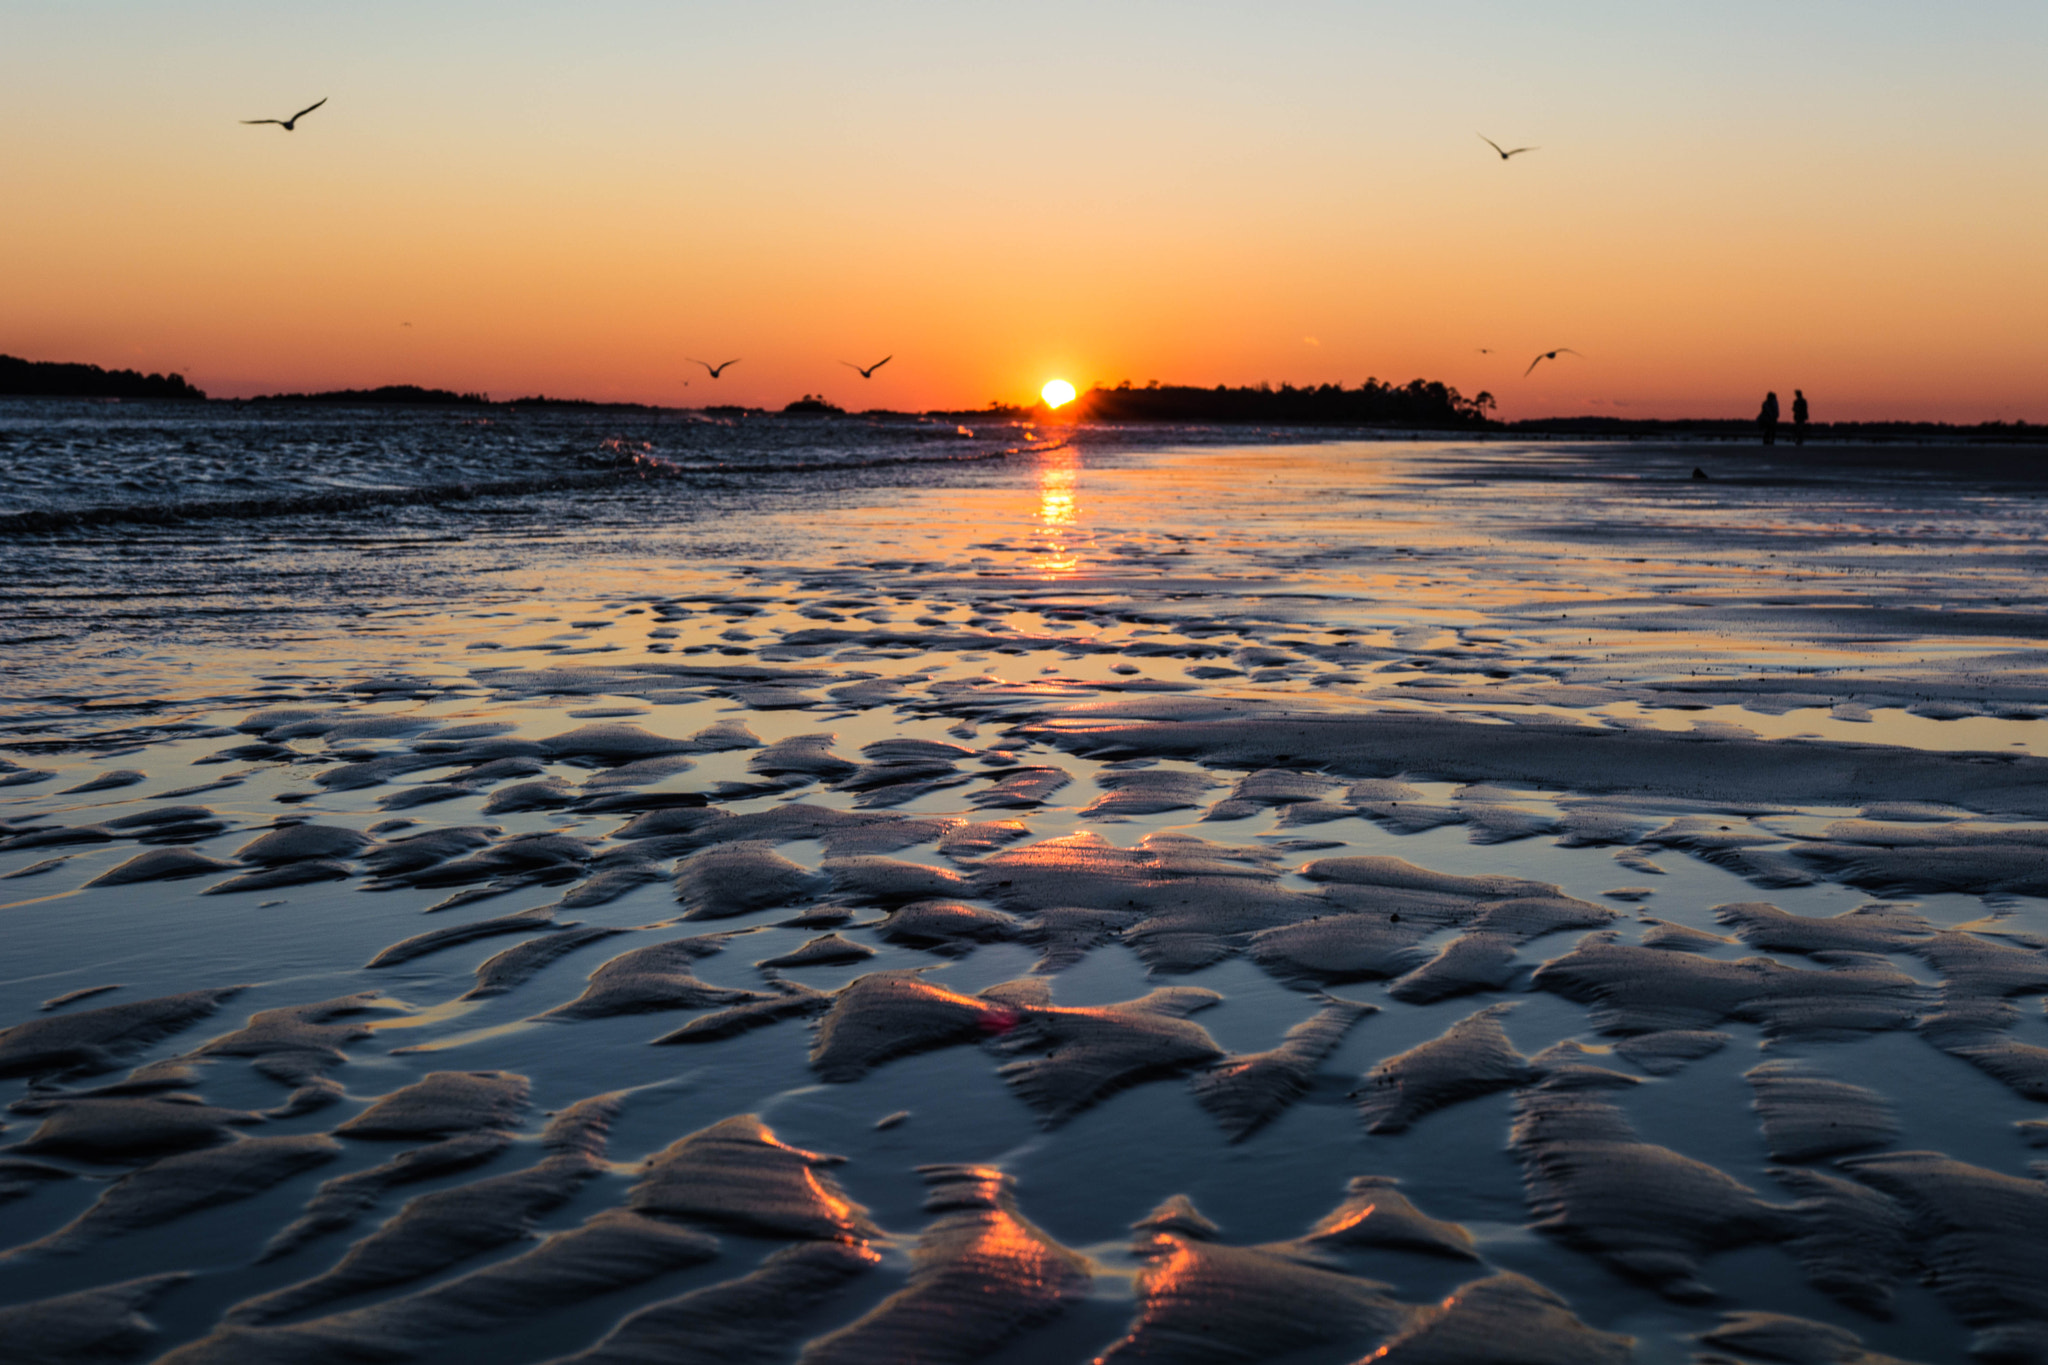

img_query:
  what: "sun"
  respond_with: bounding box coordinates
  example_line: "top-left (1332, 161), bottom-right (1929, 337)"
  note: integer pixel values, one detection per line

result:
top-left (1041, 379), bottom-right (1077, 409)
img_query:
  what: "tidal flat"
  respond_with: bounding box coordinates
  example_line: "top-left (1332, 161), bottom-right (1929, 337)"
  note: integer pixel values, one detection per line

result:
top-left (5, 417), bottom-right (2048, 1364)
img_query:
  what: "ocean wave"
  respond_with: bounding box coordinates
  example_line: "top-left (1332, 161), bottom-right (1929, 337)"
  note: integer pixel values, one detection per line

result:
top-left (0, 441), bottom-right (1041, 536)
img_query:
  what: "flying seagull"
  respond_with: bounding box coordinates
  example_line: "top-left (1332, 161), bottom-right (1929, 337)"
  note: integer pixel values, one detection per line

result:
top-left (1478, 134), bottom-right (1538, 160)
top-left (1525, 347), bottom-right (1582, 377)
top-left (689, 358), bottom-right (740, 379)
top-left (1476, 348), bottom-right (1495, 354)
top-left (841, 355), bottom-right (893, 379)
top-left (243, 98), bottom-right (327, 131)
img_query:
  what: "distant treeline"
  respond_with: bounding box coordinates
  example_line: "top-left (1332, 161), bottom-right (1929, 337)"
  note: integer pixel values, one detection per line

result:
top-left (1075, 379), bottom-right (1495, 427)
top-left (246, 384), bottom-right (491, 405)
top-left (0, 354), bottom-right (206, 400)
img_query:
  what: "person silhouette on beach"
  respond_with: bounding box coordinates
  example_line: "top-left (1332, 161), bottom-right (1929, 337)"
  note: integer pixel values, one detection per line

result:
top-left (1792, 389), bottom-right (1809, 445)
top-left (1758, 391), bottom-right (1780, 446)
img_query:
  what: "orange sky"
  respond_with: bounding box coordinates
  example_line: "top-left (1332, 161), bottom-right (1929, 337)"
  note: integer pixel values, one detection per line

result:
top-left (2, 3), bottom-right (2044, 420)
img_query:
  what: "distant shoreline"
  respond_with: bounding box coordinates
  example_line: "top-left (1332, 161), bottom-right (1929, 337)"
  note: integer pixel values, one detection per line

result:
top-left (1, 354), bottom-right (2036, 439)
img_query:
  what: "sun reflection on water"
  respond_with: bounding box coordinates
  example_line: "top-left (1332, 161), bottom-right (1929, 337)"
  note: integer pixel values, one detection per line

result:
top-left (1035, 451), bottom-right (1080, 575)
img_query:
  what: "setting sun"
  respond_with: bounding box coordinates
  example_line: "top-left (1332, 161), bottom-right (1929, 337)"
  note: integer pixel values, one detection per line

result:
top-left (1041, 379), bottom-right (1077, 409)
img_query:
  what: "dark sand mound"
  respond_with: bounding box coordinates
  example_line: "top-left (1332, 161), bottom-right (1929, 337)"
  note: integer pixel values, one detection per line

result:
top-left (1081, 766), bottom-right (1217, 817)
top-left (538, 933), bottom-right (763, 1019)
top-left (9, 1092), bottom-right (263, 1161)
top-left (0, 987), bottom-right (244, 1078)
top-left (1837, 1151), bottom-right (2048, 1362)
top-left (1190, 996), bottom-right (1375, 1139)
top-left (825, 855), bottom-right (974, 906)
top-left (0, 1272), bottom-right (188, 1365)
top-left (1745, 1061), bottom-right (1898, 1163)
top-left (195, 992), bottom-right (400, 1086)
top-left (1512, 1066), bottom-right (1789, 1301)
top-left (1532, 934), bottom-right (1928, 1039)
top-left (1246, 910), bottom-right (1439, 987)
top-left (263, 1130), bottom-right (516, 1258)
top-left (995, 984), bottom-right (1226, 1124)
top-left (1298, 1174), bottom-right (1478, 1260)
top-left (334, 1070), bottom-right (530, 1140)
top-left (750, 732), bottom-right (858, 783)
top-left (1714, 901), bottom-right (1935, 955)
top-left (539, 723), bottom-right (696, 762)
top-left (0, 1155), bottom-right (74, 1203)
top-left (1382, 895), bottom-right (1617, 1005)
top-left (1355, 1003), bottom-right (1536, 1134)
top-left (161, 1208), bottom-right (720, 1365)
top-left (367, 905), bottom-right (568, 968)
top-left (227, 1151), bottom-right (601, 1323)
top-left (1205, 767), bottom-right (1338, 821)
top-left (808, 970), bottom-right (1019, 1081)
top-left (759, 932), bottom-right (877, 969)
top-left (936, 817), bottom-right (1031, 858)
top-left (463, 925), bottom-right (626, 999)
top-left (1696, 1311), bottom-right (1923, 1365)
top-left (1098, 1194), bottom-right (1413, 1363)
top-left (976, 830), bottom-right (1326, 973)
top-left (1613, 1028), bottom-right (1732, 1075)
top-left (232, 823), bottom-right (373, 865)
top-left (873, 899), bottom-right (1018, 955)
top-left (655, 980), bottom-right (834, 1044)
top-left (628, 1113), bottom-right (876, 1240)
top-left (971, 764), bottom-right (1073, 808)
top-left (1766, 1167), bottom-right (1914, 1318)
top-left (360, 826), bottom-right (497, 877)
top-left (545, 1241), bottom-right (879, 1365)
top-left (9, 1135), bottom-right (340, 1258)
top-left (85, 847), bottom-right (239, 886)
top-left (796, 1165), bottom-right (1090, 1364)
top-left (1017, 905), bottom-right (1145, 972)
top-left (1370, 1271), bottom-right (1633, 1365)
top-left (675, 841), bottom-right (826, 918)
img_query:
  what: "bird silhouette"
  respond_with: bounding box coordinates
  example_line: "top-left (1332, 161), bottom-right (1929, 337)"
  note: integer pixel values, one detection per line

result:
top-left (841, 355), bottom-right (893, 379)
top-left (1476, 348), bottom-right (1495, 354)
top-left (243, 98), bottom-right (327, 131)
top-left (1524, 348), bottom-right (1583, 377)
top-left (689, 358), bottom-right (740, 379)
top-left (1478, 134), bottom-right (1538, 160)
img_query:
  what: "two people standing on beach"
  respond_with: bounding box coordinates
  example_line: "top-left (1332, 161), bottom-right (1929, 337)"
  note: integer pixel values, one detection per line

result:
top-left (1757, 389), bottom-right (1810, 445)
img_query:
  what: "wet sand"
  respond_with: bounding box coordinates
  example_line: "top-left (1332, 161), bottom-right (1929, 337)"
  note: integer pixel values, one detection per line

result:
top-left (5, 436), bottom-right (2048, 1364)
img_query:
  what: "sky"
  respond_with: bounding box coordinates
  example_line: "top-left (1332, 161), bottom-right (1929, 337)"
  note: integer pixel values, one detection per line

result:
top-left (2, 1), bottom-right (2044, 419)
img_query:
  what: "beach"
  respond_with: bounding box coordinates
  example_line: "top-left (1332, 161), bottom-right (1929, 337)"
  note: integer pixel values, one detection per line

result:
top-left (6, 406), bottom-right (2048, 1364)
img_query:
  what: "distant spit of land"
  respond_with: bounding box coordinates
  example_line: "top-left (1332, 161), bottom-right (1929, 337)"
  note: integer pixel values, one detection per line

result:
top-left (0, 353), bottom-right (206, 401)
top-left (1, 354), bottom-right (2035, 438)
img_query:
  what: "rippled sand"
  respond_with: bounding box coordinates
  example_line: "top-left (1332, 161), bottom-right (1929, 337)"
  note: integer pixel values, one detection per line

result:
top-left (5, 437), bottom-right (2048, 1364)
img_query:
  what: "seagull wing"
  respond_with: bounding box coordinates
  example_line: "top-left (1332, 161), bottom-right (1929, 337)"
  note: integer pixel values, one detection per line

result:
top-left (242, 119), bottom-right (285, 126)
top-left (1524, 355), bottom-right (1546, 377)
top-left (1505, 145), bottom-right (1539, 157)
top-left (840, 361), bottom-right (861, 372)
top-left (1478, 134), bottom-right (1507, 158)
top-left (714, 359), bottom-right (740, 376)
top-left (868, 355), bottom-right (892, 374)
top-left (1555, 347), bottom-right (1582, 358)
top-left (291, 98), bottom-right (328, 123)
